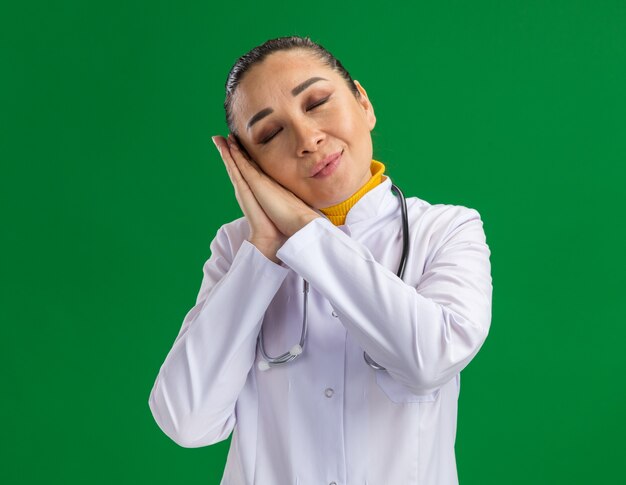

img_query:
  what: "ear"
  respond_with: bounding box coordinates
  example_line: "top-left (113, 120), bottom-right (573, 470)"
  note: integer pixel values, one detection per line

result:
top-left (353, 80), bottom-right (376, 131)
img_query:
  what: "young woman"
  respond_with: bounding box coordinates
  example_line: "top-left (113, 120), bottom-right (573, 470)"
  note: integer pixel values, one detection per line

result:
top-left (149, 36), bottom-right (493, 485)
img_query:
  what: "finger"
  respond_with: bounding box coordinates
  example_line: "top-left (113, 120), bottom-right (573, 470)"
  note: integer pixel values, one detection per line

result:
top-left (214, 136), bottom-right (250, 191)
top-left (212, 136), bottom-right (233, 177)
top-left (212, 136), bottom-right (238, 192)
top-left (225, 135), bottom-right (301, 202)
top-left (226, 135), bottom-right (289, 194)
top-left (227, 135), bottom-right (264, 180)
top-left (214, 136), bottom-right (281, 231)
top-left (216, 138), bottom-right (263, 215)
top-left (216, 139), bottom-right (242, 192)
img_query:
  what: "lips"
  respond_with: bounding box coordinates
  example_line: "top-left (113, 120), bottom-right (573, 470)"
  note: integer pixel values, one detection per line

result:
top-left (309, 150), bottom-right (343, 178)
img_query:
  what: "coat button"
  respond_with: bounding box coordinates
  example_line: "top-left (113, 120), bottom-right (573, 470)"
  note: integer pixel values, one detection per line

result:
top-left (325, 388), bottom-right (334, 398)
top-left (329, 482), bottom-right (337, 485)
top-left (331, 311), bottom-right (338, 317)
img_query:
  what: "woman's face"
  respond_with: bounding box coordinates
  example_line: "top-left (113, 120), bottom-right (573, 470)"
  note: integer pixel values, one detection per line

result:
top-left (230, 49), bottom-right (376, 209)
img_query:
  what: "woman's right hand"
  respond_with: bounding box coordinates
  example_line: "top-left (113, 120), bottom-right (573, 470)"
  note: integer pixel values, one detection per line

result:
top-left (212, 135), bottom-right (287, 264)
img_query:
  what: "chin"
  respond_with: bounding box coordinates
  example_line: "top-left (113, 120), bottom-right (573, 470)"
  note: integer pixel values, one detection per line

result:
top-left (315, 193), bottom-right (348, 210)
top-left (306, 175), bottom-right (359, 209)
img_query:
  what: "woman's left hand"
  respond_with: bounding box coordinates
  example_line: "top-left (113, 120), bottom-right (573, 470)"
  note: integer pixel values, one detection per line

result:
top-left (225, 134), bottom-right (322, 238)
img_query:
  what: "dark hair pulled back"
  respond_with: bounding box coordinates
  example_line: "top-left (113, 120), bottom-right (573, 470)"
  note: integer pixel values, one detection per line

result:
top-left (224, 35), bottom-right (360, 136)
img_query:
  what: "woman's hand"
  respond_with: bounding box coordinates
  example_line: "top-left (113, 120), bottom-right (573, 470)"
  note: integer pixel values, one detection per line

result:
top-left (212, 135), bottom-right (285, 263)
top-left (212, 134), bottom-right (321, 263)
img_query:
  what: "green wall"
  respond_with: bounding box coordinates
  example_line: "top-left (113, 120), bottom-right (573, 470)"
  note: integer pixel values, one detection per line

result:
top-left (2, 1), bottom-right (624, 483)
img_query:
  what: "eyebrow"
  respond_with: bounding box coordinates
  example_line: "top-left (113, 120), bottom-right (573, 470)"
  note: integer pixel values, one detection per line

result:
top-left (246, 76), bottom-right (329, 131)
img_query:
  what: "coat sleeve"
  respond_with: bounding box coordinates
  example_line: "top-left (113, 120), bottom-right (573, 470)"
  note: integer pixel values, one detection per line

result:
top-left (148, 224), bottom-right (290, 448)
top-left (276, 206), bottom-right (492, 396)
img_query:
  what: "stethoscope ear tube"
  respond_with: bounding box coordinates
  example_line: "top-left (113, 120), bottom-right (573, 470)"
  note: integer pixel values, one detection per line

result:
top-left (362, 184), bottom-right (410, 371)
top-left (257, 280), bottom-right (309, 371)
top-left (391, 183), bottom-right (409, 280)
top-left (257, 184), bottom-right (410, 372)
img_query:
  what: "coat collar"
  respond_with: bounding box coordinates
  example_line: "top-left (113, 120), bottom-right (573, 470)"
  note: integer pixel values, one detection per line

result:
top-left (313, 175), bottom-right (396, 227)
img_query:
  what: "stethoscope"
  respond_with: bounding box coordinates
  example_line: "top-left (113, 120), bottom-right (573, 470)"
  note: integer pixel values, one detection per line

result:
top-left (256, 183), bottom-right (409, 372)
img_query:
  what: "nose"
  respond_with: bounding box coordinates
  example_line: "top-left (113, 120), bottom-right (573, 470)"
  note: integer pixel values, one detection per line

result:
top-left (293, 118), bottom-right (325, 156)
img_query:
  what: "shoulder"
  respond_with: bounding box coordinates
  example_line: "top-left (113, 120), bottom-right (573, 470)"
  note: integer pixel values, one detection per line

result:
top-left (423, 201), bottom-right (482, 227)
top-left (405, 196), bottom-right (487, 247)
top-left (208, 216), bottom-right (251, 261)
top-left (406, 193), bottom-right (483, 225)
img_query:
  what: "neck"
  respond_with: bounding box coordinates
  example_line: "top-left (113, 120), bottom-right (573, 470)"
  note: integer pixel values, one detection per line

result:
top-left (319, 160), bottom-right (386, 225)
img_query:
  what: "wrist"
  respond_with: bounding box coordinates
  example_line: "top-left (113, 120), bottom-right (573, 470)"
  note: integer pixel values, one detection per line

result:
top-left (294, 213), bottom-right (321, 234)
top-left (248, 238), bottom-right (283, 264)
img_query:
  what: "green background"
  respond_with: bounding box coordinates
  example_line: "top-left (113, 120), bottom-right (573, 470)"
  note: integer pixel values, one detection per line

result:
top-left (2, 0), bottom-right (625, 483)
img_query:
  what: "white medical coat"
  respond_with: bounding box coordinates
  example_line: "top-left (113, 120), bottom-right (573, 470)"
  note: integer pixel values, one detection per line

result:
top-left (148, 175), bottom-right (493, 485)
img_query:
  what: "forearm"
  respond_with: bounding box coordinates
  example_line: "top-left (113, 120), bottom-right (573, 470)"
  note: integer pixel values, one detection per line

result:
top-left (148, 240), bottom-right (290, 447)
top-left (276, 216), bottom-right (492, 395)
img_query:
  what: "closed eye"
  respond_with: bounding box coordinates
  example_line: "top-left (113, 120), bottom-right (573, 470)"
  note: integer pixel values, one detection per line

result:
top-left (260, 128), bottom-right (282, 144)
top-left (260, 96), bottom-right (331, 144)
top-left (307, 95), bottom-right (331, 111)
